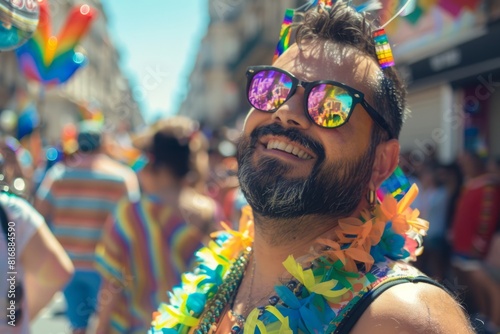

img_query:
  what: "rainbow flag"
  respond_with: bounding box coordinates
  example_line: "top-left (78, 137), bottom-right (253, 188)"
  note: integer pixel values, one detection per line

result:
top-left (272, 9), bottom-right (294, 63)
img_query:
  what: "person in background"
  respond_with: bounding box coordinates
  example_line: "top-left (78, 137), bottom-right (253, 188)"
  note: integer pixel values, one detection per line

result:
top-left (451, 151), bottom-right (500, 333)
top-left (436, 162), bottom-right (463, 233)
top-left (0, 137), bottom-right (34, 201)
top-left (34, 121), bottom-right (140, 334)
top-left (413, 162), bottom-right (449, 281)
top-left (482, 226), bottom-right (500, 333)
top-left (94, 116), bottom-right (218, 334)
top-left (0, 140), bottom-right (74, 334)
top-left (487, 156), bottom-right (500, 176)
top-left (451, 151), bottom-right (500, 260)
top-left (480, 155), bottom-right (500, 333)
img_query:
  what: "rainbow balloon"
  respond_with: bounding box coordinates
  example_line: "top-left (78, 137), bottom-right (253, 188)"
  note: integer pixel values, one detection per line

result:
top-left (0, 0), bottom-right (40, 51)
top-left (15, 0), bottom-right (98, 87)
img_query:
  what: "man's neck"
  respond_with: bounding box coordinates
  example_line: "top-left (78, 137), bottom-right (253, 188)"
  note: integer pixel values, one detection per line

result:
top-left (248, 214), bottom-right (339, 294)
top-left (230, 204), bottom-right (368, 313)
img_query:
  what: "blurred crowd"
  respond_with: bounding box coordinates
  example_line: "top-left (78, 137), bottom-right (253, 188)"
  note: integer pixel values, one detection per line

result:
top-left (0, 116), bottom-right (244, 334)
top-left (0, 116), bottom-right (499, 334)
top-left (403, 151), bottom-right (500, 333)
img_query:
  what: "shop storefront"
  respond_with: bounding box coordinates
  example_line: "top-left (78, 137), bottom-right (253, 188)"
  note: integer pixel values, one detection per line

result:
top-left (389, 0), bottom-right (500, 163)
top-left (401, 22), bottom-right (500, 162)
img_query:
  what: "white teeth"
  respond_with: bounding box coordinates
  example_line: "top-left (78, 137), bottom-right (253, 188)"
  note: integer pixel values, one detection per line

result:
top-left (277, 142), bottom-right (287, 150)
top-left (265, 140), bottom-right (312, 160)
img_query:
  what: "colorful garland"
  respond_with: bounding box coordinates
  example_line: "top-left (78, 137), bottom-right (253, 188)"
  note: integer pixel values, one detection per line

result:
top-left (150, 184), bottom-right (428, 333)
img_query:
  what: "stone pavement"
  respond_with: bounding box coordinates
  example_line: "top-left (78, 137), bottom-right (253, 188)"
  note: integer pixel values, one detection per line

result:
top-left (31, 292), bottom-right (97, 334)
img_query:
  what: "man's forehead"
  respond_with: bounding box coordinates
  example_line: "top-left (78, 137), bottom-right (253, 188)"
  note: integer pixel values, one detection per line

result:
top-left (274, 41), bottom-right (381, 94)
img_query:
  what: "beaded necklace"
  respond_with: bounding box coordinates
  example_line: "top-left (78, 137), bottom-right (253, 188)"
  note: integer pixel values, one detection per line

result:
top-left (229, 255), bottom-right (299, 332)
top-left (229, 255), bottom-right (255, 329)
top-left (194, 247), bottom-right (252, 334)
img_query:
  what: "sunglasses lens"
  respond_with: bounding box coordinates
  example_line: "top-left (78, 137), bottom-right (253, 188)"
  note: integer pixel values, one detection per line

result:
top-left (248, 69), bottom-right (293, 111)
top-left (307, 84), bottom-right (353, 128)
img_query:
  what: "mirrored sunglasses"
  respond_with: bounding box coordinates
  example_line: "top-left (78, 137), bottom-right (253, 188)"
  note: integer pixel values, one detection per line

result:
top-left (246, 66), bottom-right (394, 139)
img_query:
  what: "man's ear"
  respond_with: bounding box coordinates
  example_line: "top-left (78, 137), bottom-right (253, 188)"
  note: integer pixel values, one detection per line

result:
top-left (369, 139), bottom-right (400, 189)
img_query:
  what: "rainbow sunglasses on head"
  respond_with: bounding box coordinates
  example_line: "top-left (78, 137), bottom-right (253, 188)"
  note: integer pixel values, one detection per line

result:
top-left (246, 65), bottom-right (394, 139)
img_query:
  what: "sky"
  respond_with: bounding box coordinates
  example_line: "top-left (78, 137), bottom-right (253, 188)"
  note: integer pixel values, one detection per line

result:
top-left (102, 0), bottom-right (210, 124)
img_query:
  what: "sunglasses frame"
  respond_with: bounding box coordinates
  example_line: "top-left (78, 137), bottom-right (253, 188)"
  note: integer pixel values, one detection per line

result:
top-left (246, 65), bottom-right (394, 139)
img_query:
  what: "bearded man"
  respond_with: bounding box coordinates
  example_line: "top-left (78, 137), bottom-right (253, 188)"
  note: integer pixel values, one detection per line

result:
top-left (150, 2), bottom-right (474, 333)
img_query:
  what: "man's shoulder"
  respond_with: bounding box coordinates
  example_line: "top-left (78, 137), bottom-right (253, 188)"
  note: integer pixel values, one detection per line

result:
top-left (179, 189), bottom-right (217, 232)
top-left (82, 155), bottom-right (135, 183)
top-left (351, 281), bottom-right (474, 334)
top-left (97, 154), bottom-right (134, 173)
top-left (45, 162), bottom-right (66, 178)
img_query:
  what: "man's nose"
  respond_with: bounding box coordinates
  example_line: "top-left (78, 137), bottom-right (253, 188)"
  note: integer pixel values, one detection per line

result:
top-left (271, 87), bottom-right (312, 129)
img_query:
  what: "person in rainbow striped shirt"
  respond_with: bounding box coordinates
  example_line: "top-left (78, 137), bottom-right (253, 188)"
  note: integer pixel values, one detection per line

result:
top-left (35, 120), bottom-right (140, 334)
top-left (94, 116), bottom-right (219, 334)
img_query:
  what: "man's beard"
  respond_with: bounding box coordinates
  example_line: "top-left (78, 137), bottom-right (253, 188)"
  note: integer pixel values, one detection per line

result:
top-left (236, 123), bottom-right (377, 220)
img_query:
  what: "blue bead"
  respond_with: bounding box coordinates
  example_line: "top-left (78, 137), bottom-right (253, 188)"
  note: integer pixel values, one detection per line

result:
top-left (269, 296), bottom-right (280, 306)
top-left (287, 281), bottom-right (297, 290)
top-left (231, 325), bottom-right (241, 333)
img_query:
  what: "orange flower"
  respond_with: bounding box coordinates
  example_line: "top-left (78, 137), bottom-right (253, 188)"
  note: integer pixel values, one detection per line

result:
top-left (345, 244), bottom-right (375, 271)
top-left (311, 183), bottom-right (429, 272)
top-left (316, 238), bottom-right (348, 266)
top-left (406, 208), bottom-right (429, 236)
top-left (376, 184), bottom-right (429, 236)
top-left (317, 215), bottom-right (383, 272)
top-left (210, 205), bottom-right (254, 259)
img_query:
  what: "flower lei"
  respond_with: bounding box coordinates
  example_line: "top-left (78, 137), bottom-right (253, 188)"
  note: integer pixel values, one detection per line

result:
top-left (150, 184), bottom-right (428, 334)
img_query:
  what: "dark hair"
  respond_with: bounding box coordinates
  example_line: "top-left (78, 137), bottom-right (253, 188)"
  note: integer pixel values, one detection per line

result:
top-left (146, 117), bottom-right (209, 184)
top-left (151, 132), bottom-right (191, 178)
top-left (77, 132), bottom-right (102, 152)
top-left (294, 2), bottom-right (406, 143)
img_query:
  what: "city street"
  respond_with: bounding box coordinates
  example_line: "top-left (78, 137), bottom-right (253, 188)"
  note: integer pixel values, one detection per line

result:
top-left (0, 0), bottom-right (499, 333)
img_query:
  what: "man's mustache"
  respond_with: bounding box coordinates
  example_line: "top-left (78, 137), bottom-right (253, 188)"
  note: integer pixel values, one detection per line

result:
top-left (249, 123), bottom-right (325, 159)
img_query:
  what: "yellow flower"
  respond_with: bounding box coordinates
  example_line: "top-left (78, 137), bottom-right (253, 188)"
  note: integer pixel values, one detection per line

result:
top-left (244, 308), bottom-right (267, 333)
top-left (153, 298), bottom-right (199, 330)
top-left (265, 306), bottom-right (294, 334)
top-left (283, 256), bottom-right (348, 301)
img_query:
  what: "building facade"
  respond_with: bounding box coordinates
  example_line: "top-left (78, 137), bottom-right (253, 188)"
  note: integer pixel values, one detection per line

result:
top-left (178, 0), bottom-right (301, 128)
top-left (391, 0), bottom-right (500, 166)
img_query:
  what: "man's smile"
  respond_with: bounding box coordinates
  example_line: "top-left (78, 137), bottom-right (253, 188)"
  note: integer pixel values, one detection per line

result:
top-left (258, 136), bottom-right (315, 161)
